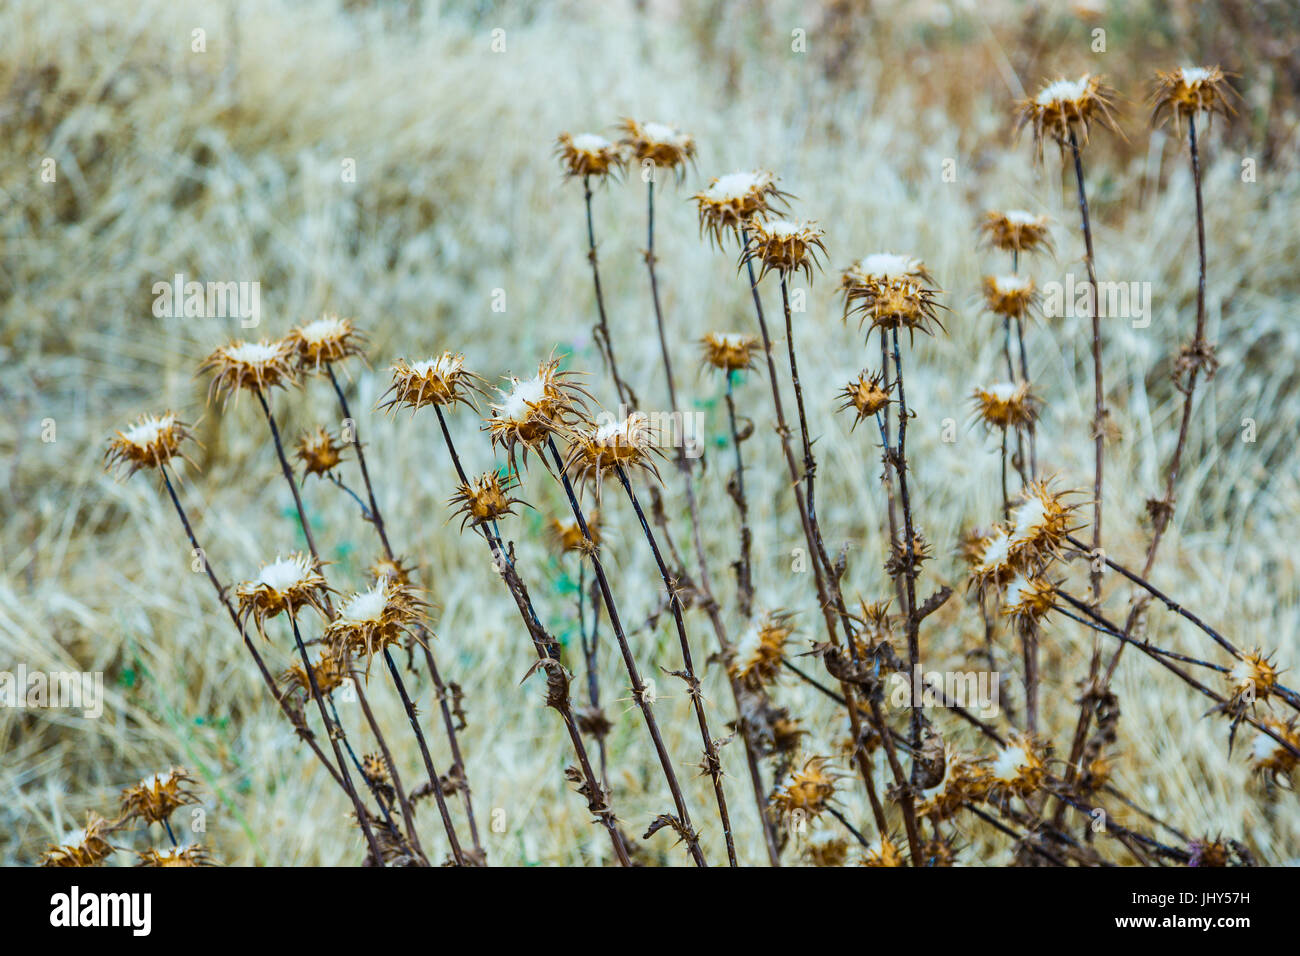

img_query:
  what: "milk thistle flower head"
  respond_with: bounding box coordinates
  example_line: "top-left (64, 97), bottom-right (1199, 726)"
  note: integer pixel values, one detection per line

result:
top-left (837, 370), bottom-right (892, 430)
top-left (840, 252), bottom-right (932, 294)
top-left (973, 382), bottom-right (1038, 431)
top-left (280, 649), bottom-right (348, 699)
top-left (295, 425), bottom-right (345, 480)
top-left (983, 274), bottom-right (1039, 321)
top-left (289, 313), bottom-right (365, 373)
top-left (326, 580), bottom-right (425, 667)
top-left (771, 756), bottom-right (838, 820)
top-left (848, 276), bottom-right (944, 342)
top-left (741, 216), bottom-right (827, 283)
top-left (987, 735), bottom-right (1047, 799)
top-left (914, 746), bottom-right (986, 822)
top-left (382, 353), bottom-right (483, 414)
top-left (803, 828), bottom-right (850, 867)
top-left (693, 170), bottom-right (789, 246)
top-left (562, 411), bottom-right (663, 497)
top-left (549, 512), bottom-right (599, 555)
top-left (370, 555), bottom-right (416, 587)
top-left (487, 358), bottom-right (591, 469)
top-left (1001, 572), bottom-right (1057, 627)
top-left (861, 834), bottom-right (907, 867)
top-left (554, 131), bottom-right (625, 179)
top-left (1151, 66), bottom-right (1234, 133)
top-left (729, 610), bottom-right (795, 690)
top-left (1018, 73), bottom-right (1119, 158)
top-left (700, 332), bottom-right (761, 373)
top-left (968, 525), bottom-right (1017, 594)
top-left (618, 118), bottom-right (695, 180)
top-left (137, 844), bottom-right (214, 867)
top-left (1249, 718), bottom-right (1299, 784)
top-left (39, 813), bottom-right (119, 867)
top-left (449, 471), bottom-right (525, 531)
top-left (1226, 649), bottom-right (1281, 707)
top-left (235, 552), bottom-right (332, 636)
top-left (1007, 481), bottom-right (1080, 563)
top-left (201, 338), bottom-right (297, 404)
top-left (119, 767), bottom-right (200, 825)
top-left (105, 411), bottom-right (194, 478)
top-left (980, 210), bottom-right (1053, 255)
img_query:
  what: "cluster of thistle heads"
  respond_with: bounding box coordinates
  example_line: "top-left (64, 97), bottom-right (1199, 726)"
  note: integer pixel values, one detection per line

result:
top-left (87, 62), bottom-right (1300, 868)
top-left (40, 768), bottom-right (211, 867)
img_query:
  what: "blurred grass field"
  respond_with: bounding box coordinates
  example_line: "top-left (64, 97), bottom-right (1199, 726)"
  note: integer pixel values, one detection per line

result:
top-left (2, 0), bottom-right (1299, 865)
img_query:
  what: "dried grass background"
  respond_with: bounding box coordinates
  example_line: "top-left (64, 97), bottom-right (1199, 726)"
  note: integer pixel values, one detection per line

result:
top-left (3, 0), bottom-right (1299, 865)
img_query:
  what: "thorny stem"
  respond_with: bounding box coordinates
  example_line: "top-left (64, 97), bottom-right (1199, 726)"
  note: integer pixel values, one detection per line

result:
top-left (617, 466), bottom-right (738, 867)
top-left (326, 366), bottom-right (482, 855)
top-left (546, 438), bottom-right (708, 866)
top-left (1068, 129), bottom-right (1106, 608)
top-left (1068, 116), bottom-right (1225, 787)
top-left (429, 412), bottom-right (631, 865)
top-left (255, 386), bottom-right (463, 857)
top-left (382, 647), bottom-right (467, 865)
top-left (741, 238), bottom-right (918, 862)
top-left (724, 374), bottom-right (755, 618)
top-left (287, 611), bottom-right (385, 864)
top-left (576, 563), bottom-right (609, 784)
top-left (158, 465), bottom-right (343, 791)
top-left (326, 690), bottom-right (409, 858)
top-left (583, 174), bottom-right (636, 410)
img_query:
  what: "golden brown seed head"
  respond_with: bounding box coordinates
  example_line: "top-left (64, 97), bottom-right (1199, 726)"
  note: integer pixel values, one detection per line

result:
top-left (618, 118), bottom-right (695, 179)
top-left (449, 471), bottom-right (525, 531)
top-left (1007, 480), bottom-right (1080, 564)
top-left (549, 512), bottom-right (599, 555)
top-left (973, 381), bottom-right (1038, 430)
top-left (803, 829), bottom-right (850, 867)
top-left (980, 210), bottom-right (1053, 255)
top-left (554, 131), bottom-right (625, 179)
top-left (136, 844), bottom-right (214, 867)
top-left (741, 216), bottom-right (827, 283)
top-left (325, 580), bottom-right (426, 667)
top-left (986, 735), bottom-right (1047, 799)
top-left (915, 746), bottom-right (988, 821)
top-left (1227, 649), bottom-right (1281, 705)
top-left (700, 332), bottom-right (761, 373)
top-left (861, 834), bottom-right (907, 867)
top-left (295, 425), bottom-right (345, 479)
top-left (289, 313), bottom-right (366, 373)
top-left (1250, 718), bottom-right (1299, 783)
top-left (119, 767), bottom-right (201, 825)
top-left (982, 274), bottom-right (1039, 321)
top-left (562, 411), bottom-right (662, 497)
top-left (967, 526), bottom-right (1017, 595)
top-left (729, 611), bottom-right (795, 690)
top-left (201, 338), bottom-right (298, 404)
top-left (370, 555), bottom-right (416, 587)
top-left (105, 412), bottom-right (194, 478)
top-left (39, 813), bottom-right (119, 867)
top-left (693, 170), bottom-right (789, 246)
top-left (382, 354), bottom-right (483, 414)
top-left (280, 649), bottom-right (348, 698)
top-left (487, 359), bottom-right (591, 470)
top-left (1017, 74), bottom-right (1119, 158)
top-left (837, 370), bottom-right (892, 429)
top-left (1151, 66), bottom-right (1234, 132)
top-left (840, 252), bottom-right (932, 294)
top-left (1000, 572), bottom-right (1057, 627)
top-left (234, 552), bottom-right (332, 637)
top-left (847, 276), bottom-right (945, 341)
top-left (771, 757), bottom-right (838, 819)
